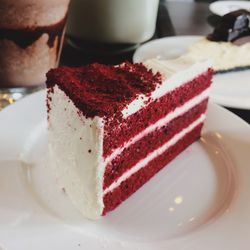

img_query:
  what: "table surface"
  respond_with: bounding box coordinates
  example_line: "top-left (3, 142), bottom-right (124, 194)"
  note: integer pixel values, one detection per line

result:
top-left (60, 0), bottom-right (250, 124)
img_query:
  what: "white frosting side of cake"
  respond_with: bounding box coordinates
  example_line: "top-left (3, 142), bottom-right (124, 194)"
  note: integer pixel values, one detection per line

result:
top-left (122, 57), bottom-right (212, 118)
top-left (104, 88), bottom-right (209, 164)
top-left (186, 38), bottom-right (250, 71)
top-left (103, 113), bottom-right (205, 195)
top-left (48, 85), bottom-right (104, 219)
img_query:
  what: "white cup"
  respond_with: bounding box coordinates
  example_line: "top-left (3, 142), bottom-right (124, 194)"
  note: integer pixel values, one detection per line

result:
top-left (67, 0), bottom-right (159, 44)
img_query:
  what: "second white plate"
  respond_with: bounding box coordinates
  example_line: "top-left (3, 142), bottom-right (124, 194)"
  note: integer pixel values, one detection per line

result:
top-left (133, 36), bottom-right (250, 110)
top-left (209, 1), bottom-right (250, 16)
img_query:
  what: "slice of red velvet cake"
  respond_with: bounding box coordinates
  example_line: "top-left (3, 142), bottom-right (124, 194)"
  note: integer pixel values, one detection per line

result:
top-left (46, 57), bottom-right (213, 219)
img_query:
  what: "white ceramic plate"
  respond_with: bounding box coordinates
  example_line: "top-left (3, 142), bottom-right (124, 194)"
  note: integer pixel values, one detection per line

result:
top-left (0, 91), bottom-right (250, 250)
top-left (209, 1), bottom-right (250, 16)
top-left (133, 36), bottom-right (250, 110)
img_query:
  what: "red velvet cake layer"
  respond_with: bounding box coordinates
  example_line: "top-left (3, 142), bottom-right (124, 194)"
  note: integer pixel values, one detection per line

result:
top-left (46, 63), bottom-right (161, 118)
top-left (103, 99), bottom-right (208, 189)
top-left (103, 69), bottom-right (213, 157)
top-left (102, 123), bottom-right (203, 215)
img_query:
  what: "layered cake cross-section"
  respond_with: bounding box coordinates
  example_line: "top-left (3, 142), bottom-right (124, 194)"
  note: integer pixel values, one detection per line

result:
top-left (46, 57), bottom-right (213, 219)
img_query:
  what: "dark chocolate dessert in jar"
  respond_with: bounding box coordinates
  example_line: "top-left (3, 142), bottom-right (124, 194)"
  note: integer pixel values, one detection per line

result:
top-left (0, 0), bottom-right (70, 87)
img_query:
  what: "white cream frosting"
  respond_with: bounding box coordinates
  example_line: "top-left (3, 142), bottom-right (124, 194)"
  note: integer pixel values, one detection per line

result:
top-left (105, 88), bottom-right (209, 165)
top-left (48, 85), bottom-right (104, 219)
top-left (186, 38), bottom-right (250, 71)
top-left (103, 114), bottom-right (205, 195)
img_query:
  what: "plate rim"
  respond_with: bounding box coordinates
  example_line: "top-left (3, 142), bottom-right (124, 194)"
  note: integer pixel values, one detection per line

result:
top-left (133, 35), bottom-right (202, 63)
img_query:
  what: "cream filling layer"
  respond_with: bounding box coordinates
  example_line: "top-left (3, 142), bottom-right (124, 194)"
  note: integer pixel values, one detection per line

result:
top-left (122, 59), bottom-right (211, 118)
top-left (104, 88), bottom-right (210, 165)
top-left (103, 114), bottom-right (205, 196)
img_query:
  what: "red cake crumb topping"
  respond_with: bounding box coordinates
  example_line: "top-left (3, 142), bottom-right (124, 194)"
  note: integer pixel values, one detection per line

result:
top-left (46, 62), bottom-right (162, 118)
